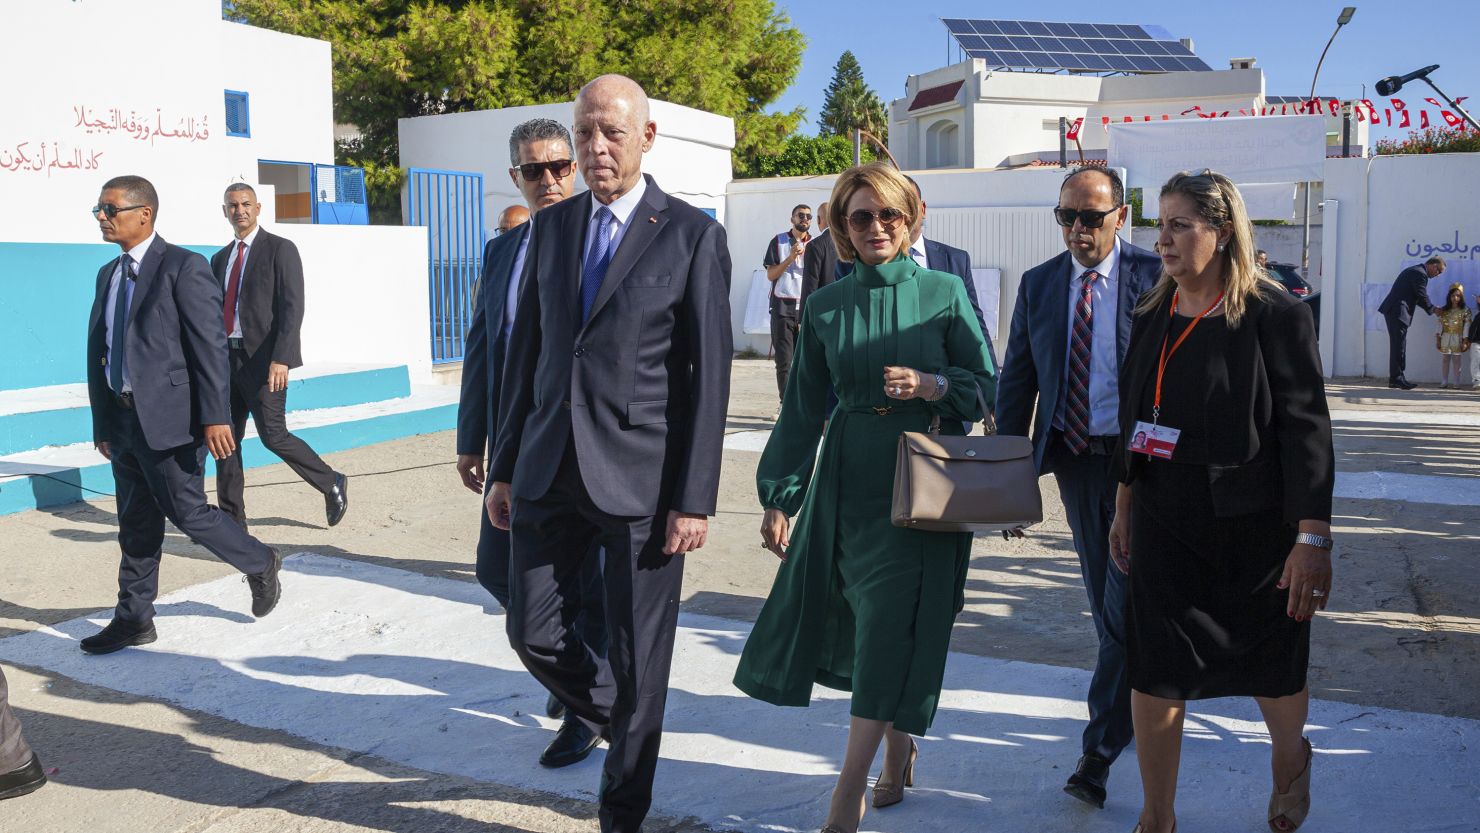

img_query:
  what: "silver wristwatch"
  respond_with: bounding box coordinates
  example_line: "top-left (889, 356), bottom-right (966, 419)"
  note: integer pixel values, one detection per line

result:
top-left (1295, 532), bottom-right (1334, 551)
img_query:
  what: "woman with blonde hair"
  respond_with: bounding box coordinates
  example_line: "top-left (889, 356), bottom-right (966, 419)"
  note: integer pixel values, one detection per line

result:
top-left (1109, 170), bottom-right (1335, 833)
top-left (733, 162), bottom-right (995, 833)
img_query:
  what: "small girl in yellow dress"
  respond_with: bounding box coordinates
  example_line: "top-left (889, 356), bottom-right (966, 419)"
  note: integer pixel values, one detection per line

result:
top-left (1437, 282), bottom-right (1472, 388)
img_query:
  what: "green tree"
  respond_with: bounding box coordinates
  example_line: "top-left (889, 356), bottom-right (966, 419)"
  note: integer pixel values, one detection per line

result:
top-left (817, 50), bottom-right (889, 146)
top-left (740, 134), bottom-right (875, 179)
top-left (227, 0), bottom-right (805, 218)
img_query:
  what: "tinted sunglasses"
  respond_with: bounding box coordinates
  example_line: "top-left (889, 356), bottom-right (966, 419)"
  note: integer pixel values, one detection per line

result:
top-left (846, 207), bottom-right (906, 233)
top-left (92, 203), bottom-right (147, 218)
top-left (513, 160), bottom-right (573, 182)
top-left (794, 212), bottom-right (812, 221)
top-left (1053, 206), bottom-right (1121, 229)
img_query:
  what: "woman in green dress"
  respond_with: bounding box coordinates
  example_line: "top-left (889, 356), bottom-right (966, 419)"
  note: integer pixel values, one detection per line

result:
top-left (733, 162), bottom-right (997, 833)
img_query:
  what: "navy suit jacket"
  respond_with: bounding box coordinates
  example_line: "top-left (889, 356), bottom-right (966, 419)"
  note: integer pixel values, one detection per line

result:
top-left (456, 222), bottom-right (530, 457)
top-left (87, 235), bottom-right (232, 451)
top-left (923, 238), bottom-right (998, 371)
top-left (209, 228), bottom-right (306, 374)
top-left (995, 240), bottom-right (1161, 474)
top-left (1377, 264), bottom-right (1436, 325)
top-left (490, 176), bottom-right (733, 517)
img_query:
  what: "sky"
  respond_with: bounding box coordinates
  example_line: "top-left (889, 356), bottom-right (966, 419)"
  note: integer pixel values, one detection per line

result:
top-left (769, 0), bottom-right (1478, 146)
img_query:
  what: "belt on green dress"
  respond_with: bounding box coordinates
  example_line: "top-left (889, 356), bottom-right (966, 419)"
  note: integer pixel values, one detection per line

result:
top-left (840, 403), bottom-right (929, 416)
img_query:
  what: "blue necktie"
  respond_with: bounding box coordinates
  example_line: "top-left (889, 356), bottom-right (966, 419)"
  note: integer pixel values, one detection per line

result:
top-left (580, 207), bottom-right (614, 323)
top-left (109, 255), bottom-right (134, 393)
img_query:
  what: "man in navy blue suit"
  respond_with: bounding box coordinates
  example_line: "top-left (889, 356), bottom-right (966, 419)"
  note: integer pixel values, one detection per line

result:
top-left (1377, 255), bottom-right (1444, 389)
top-left (903, 175), bottom-right (999, 371)
top-left (996, 166), bottom-right (1159, 809)
top-left (456, 119), bottom-right (606, 766)
top-left (84, 175), bottom-right (281, 655)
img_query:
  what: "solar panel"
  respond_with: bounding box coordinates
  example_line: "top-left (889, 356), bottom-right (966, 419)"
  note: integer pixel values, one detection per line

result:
top-left (947, 18), bottom-right (1212, 74)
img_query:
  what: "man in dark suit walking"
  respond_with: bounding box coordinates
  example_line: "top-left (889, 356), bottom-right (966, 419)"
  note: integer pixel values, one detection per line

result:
top-left (1378, 255), bottom-right (1444, 389)
top-left (85, 175), bottom-right (281, 655)
top-left (455, 118), bottom-right (606, 765)
top-left (903, 175), bottom-right (999, 369)
top-left (995, 167), bottom-right (1159, 809)
top-left (212, 184), bottom-right (347, 529)
top-left (486, 75), bottom-right (732, 833)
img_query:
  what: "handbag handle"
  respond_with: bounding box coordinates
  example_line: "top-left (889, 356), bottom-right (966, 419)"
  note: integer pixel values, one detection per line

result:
top-left (927, 379), bottom-right (997, 436)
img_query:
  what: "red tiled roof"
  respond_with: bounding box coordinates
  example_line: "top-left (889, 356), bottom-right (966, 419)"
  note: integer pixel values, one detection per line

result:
top-left (908, 80), bottom-right (965, 112)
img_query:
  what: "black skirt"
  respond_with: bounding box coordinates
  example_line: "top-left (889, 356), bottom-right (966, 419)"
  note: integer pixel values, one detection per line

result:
top-left (1128, 460), bottom-right (1309, 700)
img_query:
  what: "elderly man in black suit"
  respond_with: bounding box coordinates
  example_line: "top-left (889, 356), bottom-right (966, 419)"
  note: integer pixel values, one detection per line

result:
top-left (456, 118), bottom-right (606, 766)
top-left (1378, 255), bottom-right (1444, 389)
top-left (85, 175), bottom-right (281, 655)
top-left (486, 75), bottom-right (732, 833)
top-left (211, 184), bottom-right (347, 529)
top-left (995, 166), bottom-right (1160, 809)
top-left (0, 667), bottom-right (45, 800)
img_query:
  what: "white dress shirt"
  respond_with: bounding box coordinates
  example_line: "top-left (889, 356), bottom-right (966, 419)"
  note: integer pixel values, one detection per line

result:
top-left (504, 216), bottom-right (533, 339)
top-left (909, 237), bottom-right (931, 271)
top-left (1053, 237), bottom-right (1122, 437)
top-left (103, 232), bottom-right (157, 393)
top-left (223, 225), bottom-right (261, 338)
top-left (585, 176), bottom-right (648, 270)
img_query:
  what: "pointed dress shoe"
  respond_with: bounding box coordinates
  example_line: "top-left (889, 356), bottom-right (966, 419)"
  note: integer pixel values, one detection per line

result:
top-left (1064, 752), bottom-right (1111, 809)
top-left (0, 754), bottom-right (47, 800)
top-left (79, 619), bottom-right (157, 655)
top-left (247, 548), bottom-right (284, 618)
top-left (538, 716), bottom-right (602, 768)
top-left (325, 472), bottom-right (349, 527)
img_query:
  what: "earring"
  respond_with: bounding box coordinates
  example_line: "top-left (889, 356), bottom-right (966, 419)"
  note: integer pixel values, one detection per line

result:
top-left (1217, 245), bottom-right (1225, 252)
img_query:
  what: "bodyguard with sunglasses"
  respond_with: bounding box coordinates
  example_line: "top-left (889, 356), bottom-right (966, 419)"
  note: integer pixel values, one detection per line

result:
top-left (455, 118), bottom-right (607, 767)
top-left (995, 166), bottom-right (1159, 809)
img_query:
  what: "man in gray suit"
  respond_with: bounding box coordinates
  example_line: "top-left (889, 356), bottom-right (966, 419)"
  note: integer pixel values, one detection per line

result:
top-left (0, 667), bottom-right (45, 800)
top-left (996, 167), bottom-right (1160, 809)
top-left (486, 75), bottom-right (732, 833)
top-left (84, 175), bottom-right (281, 655)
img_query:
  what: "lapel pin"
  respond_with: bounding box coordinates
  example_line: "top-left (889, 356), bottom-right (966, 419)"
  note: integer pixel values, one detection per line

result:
top-left (648, 216), bottom-right (657, 223)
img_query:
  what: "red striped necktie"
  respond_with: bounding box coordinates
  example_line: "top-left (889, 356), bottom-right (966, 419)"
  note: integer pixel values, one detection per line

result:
top-left (224, 240), bottom-right (246, 334)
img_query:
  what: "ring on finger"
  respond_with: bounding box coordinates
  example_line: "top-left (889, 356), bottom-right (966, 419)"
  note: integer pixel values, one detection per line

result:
top-left (1311, 588), bottom-right (1326, 597)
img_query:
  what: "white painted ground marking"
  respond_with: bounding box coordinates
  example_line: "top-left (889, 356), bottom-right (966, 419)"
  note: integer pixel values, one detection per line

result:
top-left (1329, 408), bottom-right (1480, 427)
top-left (1334, 471), bottom-right (1480, 506)
top-left (2, 554), bottom-right (1476, 833)
top-left (723, 430), bottom-right (773, 452)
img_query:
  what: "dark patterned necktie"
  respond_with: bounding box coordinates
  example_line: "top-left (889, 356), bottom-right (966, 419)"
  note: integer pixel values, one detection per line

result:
top-left (1064, 269), bottom-right (1099, 454)
top-left (109, 255), bottom-right (134, 393)
top-left (580, 207), bottom-right (614, 323)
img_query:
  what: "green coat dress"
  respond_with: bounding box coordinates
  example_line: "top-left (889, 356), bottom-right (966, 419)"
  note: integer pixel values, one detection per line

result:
top-left (733, 255), bottom-right (997, 735)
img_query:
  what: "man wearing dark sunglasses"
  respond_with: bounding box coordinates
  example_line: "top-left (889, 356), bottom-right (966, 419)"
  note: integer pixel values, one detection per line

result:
top-left (84, 175), bottom-right (282, 656)
top-left (456, 118), bottom-right (607, 765)
top-left (996, 166), bottom-right (1160, 811)
top-left (762, 204), bottom-right (812, 399)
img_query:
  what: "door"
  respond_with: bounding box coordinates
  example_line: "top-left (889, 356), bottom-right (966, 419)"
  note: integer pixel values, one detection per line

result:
top-left (406, 168), bottom-right (485, 364)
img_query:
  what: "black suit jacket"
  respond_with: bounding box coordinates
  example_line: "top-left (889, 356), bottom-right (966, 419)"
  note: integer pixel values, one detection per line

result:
top-left (1377, 264), bottom-right (1436, 325)
top-left (457, 222), bottom-right (530, 457)
top-left (209, 227), bottom-right (306, 372)
top-left (995, 241), bottom-right (1162, 474)
top-left (799, 228), bottom-right (847, 311)
top-left (88, 235), bottom-right (232, 451)
top-left (490, 176), bottom-right (733, 517)
top-left (1117, 286), bottom-right (1334, 524)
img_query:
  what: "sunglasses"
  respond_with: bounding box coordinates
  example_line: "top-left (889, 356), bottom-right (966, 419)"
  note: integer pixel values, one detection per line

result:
top-left (92, 203), bottom-right (147, 219)
top-left (512, 160), bottom-right (573, 182)
top-left (846, 207), bottom-right (906, 233)
top-left (1053, 207), bottom-right (1121, 229)
top-left (795, 213), bottom-right (812, 221)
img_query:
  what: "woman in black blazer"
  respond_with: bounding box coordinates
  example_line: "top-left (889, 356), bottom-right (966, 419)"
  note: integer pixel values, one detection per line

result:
top-left (1107, 170), bottom-right (1335, 833)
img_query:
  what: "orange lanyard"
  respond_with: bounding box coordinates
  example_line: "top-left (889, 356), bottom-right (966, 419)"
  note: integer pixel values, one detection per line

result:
top-left (1153, 289), bottom-right (1225, 424)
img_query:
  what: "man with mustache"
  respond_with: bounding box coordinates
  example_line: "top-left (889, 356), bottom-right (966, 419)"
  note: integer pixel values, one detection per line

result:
top-left (762, 203), bottom-right (811, 399)
top-left (995, 166), bottom-right (1160, 810)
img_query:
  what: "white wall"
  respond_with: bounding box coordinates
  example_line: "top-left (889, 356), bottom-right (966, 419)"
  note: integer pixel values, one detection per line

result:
top-left (0, 0), bottom-right (334, 245)
top-left (398, 99), bottom-right (736, 236)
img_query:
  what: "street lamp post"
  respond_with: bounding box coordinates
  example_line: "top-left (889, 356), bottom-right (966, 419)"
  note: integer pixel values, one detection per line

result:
top-left (1300, 6), bottom-right (1356, 279)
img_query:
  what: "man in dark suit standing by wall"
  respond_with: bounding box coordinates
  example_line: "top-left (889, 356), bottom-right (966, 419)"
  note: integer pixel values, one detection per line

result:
top-left (1378, 255), bottom-right (1444, 389)
top-left (212, 184), bottom-right (347, 529)
top-left (85, 175), bottom-right (281, 655)
top-left (995, 167), bottom-right (1159, 810)
top-left (455, 118), bottom-right (605, 766)
top-left (486, 75), bottom-right (732, 833)
top-left (799, 200), bottom-right (842, 312)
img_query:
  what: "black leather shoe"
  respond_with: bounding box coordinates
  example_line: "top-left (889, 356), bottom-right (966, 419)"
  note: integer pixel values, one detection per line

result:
top-left (546, 692), bottom-right (567, 720)
top-left (325, 473), bottom-right (349, 527)
top-left (79, 619), bottom-right (157, 655)
top-left (0, 754), bottom-right (47, 800)
top-left (247, 548), bottom-right (283, 618)
top-left (1389, 379), bottom-right (1418, 390)
top-left (538, 716), bottom-right (601, 768)
top-left (1064, 752), bottom-right (1110, 809)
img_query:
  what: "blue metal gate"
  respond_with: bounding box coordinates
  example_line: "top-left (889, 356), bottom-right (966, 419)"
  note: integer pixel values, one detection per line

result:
top-left (406, 168), bottom-right (485, 364)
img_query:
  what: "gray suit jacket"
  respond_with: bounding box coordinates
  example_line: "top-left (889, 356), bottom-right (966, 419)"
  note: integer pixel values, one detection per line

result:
top-left (490, 176), bottom-right (734, 517)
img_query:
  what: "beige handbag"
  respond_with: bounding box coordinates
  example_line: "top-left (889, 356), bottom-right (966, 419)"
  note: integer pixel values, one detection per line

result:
top-left (891, 383), bottom-right (1042, 533)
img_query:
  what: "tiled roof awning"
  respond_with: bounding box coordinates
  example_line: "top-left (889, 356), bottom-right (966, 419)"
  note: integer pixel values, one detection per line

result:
top-left (908, 80), bottom-right (965, 112)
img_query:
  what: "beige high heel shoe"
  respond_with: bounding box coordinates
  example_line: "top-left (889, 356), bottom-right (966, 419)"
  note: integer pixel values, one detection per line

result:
top-left (871, 737), bottom-right (918, 809)
top-left (1268, 737), bottom-right (1313, 832)
top-left (1130, 823), bottom-right (1176, 832)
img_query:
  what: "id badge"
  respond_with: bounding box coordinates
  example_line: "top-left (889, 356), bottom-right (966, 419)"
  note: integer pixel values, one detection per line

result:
top-left (1129, 420), bottom-right (1180, 459)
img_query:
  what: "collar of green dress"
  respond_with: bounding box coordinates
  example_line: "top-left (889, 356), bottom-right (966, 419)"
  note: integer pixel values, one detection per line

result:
top-left (852, 254), bottom-right (917, 287)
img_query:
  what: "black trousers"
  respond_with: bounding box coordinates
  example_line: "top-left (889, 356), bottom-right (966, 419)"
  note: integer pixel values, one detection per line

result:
top-left (216, 351), bottom-right (336, 524)
top-left (108, 406), bottom-right (274, 625)
top-left (1384, 312), bottom-right (1410, 383)
top-left (508, 445), bottom-right (685, 833)
top-left (770, 297), bottom-right (799, 398)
